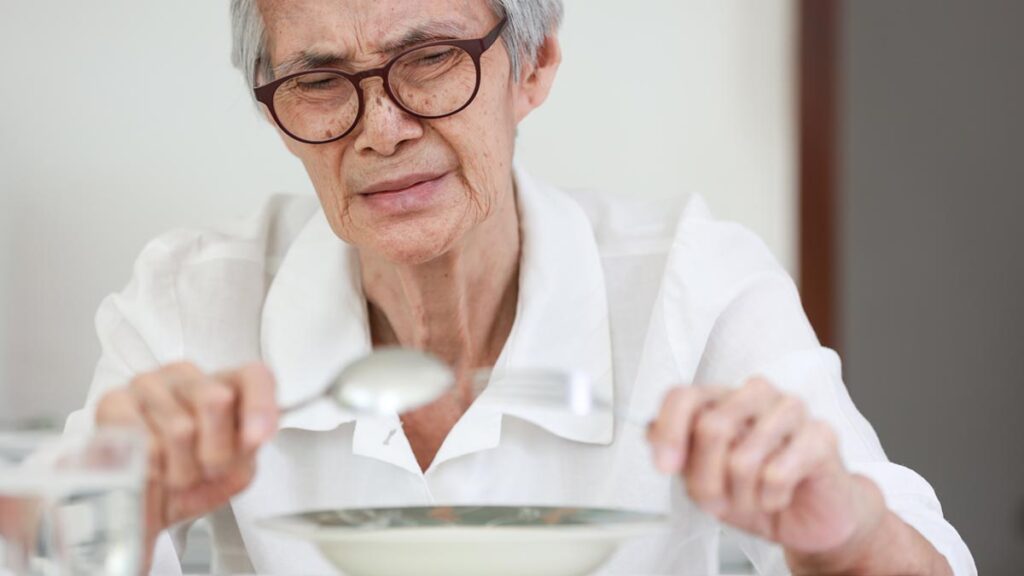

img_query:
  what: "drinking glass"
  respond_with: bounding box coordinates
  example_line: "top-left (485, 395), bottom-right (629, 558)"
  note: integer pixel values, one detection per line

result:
top-left (0, 427), bottom-right (147, 576)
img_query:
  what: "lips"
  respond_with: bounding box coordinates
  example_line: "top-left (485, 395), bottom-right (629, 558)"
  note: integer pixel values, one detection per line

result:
top-left (356, 171), bottom-right (451, 214)
top-left (359, 172), bottom-right (448, 196)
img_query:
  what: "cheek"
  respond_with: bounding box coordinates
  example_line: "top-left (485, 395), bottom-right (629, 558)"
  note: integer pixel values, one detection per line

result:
top-left (444, 79), bottom-right (518, 212)
top-left (296, 145), bottom-right (355, 237)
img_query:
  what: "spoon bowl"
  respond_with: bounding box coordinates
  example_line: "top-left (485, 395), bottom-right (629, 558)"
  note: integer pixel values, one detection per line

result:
top-left (281, 348), bottom-right (455, 416)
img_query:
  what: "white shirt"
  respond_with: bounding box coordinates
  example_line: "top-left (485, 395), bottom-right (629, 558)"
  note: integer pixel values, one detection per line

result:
top-left (65, 167), bottom-right (976, 575)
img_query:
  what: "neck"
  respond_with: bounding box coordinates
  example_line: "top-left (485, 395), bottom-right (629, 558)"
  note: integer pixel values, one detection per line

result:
top-left (359, 179), bottom-right (521, 375)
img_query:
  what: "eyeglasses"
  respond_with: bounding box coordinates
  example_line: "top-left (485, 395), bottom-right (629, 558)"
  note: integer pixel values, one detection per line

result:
top-left (254, 17), bottom-right (508, 145)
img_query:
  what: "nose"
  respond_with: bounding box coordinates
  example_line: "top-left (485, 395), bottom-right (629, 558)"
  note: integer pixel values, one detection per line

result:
top-left (353, 77), bottom-right (424, 157)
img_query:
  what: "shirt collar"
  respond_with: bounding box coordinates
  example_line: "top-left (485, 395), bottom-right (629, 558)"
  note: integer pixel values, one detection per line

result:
top-left (260, 165), bottom-right (615, 466)
top-left (260, 210), bottom-right (369, 430)
top-left (476, 166), bottom-right (615, 444)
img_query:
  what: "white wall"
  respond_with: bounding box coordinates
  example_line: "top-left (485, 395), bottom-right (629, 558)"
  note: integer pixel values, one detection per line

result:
top-left (0, 1), bottom-right (314, 423)
top-left (520, 0), bottom-right (796, 268)
top-left (0, 0), bottom-right (794, 423)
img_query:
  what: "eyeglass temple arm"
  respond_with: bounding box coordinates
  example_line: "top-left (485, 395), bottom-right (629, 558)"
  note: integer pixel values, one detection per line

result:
top-left (483, 16), bottom-right (509, 50)
top-left (253, 58), bottom-right (266, 89)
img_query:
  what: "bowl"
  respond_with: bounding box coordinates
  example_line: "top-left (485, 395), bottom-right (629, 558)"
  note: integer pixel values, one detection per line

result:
top-left (257, 505), bottom-right (667, 576)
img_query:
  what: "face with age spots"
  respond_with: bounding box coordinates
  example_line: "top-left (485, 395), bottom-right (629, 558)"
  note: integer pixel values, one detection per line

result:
top-left (256, 0), bottom-right (560, 264)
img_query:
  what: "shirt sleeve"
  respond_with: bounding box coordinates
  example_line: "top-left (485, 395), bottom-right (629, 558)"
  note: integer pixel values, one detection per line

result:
top-left (62, 235), bottom-right (193, 576)
top-left (664, 197), bottom-right (976, 575)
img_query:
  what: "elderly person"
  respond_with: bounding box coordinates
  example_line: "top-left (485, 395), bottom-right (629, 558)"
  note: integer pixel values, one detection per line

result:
top-left (65, 0), bottom-right (975, 574)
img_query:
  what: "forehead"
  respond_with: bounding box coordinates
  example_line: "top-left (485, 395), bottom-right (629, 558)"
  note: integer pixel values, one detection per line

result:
top-left (258, 0), bottom-right (493, 66)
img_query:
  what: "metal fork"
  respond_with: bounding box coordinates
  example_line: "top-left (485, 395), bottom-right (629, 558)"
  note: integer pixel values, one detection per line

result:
top-left (472, 369), bottom-right (650, 427)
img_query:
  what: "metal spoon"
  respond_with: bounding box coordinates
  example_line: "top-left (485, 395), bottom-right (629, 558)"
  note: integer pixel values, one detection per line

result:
top-left (280, 348), bottom-right (455, 416)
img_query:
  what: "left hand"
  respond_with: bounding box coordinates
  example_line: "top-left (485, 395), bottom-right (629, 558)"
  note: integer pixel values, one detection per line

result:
top-left (646, 378), bottom-right (882, 558)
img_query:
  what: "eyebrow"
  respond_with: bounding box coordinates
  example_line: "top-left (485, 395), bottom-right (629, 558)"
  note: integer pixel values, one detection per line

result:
top-left (272, 19), bottom-right (471, 77)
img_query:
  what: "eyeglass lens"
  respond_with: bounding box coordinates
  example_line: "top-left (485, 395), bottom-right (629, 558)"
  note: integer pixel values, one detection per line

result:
top-left (272, 44), bottom-right (478, 143)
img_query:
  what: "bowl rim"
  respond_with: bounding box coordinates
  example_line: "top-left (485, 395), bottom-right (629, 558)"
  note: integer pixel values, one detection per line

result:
top-left (256, 505), bottom-right (669, 543)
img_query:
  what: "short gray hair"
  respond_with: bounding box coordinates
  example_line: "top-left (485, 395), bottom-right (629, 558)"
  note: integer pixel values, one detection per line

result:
top-left (230, 0), bottom-right (564, 91)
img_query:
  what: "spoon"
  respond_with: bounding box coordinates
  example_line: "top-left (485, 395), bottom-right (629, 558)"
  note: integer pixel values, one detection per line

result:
top-left (280, 348), bottom-right (455, 416)
top-left (279, 348), bottom-right (643, 426)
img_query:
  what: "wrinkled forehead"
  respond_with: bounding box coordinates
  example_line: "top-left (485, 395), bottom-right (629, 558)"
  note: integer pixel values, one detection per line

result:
top-left (258, 0), bottom-right (495, 69)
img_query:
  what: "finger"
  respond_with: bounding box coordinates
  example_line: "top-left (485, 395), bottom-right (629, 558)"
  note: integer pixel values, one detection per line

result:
top-left (728, 394), bottom-right (807, 516)
top-left (172, 376), bottom-right (238, 479)
top-left (165, 456), bottom-right (258, 525)
top-left (132, 372), bottom-right (202, 490)
top-left (646, 386), bottom-right (713, 473)
top-left (219, 362), bottom-right (278, 450)
top-left (760, 419), bottom-right (838, 513)
top-left (685, 378), bottom-right (780, 513)
top-left (95, 387), bottom-right (147, 428)
top-left (96, 388), bottom-right (163, 477)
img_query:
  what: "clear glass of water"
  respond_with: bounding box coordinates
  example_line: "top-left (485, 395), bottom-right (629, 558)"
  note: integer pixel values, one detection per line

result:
top-left (0, 427), bottom-right (147, 576)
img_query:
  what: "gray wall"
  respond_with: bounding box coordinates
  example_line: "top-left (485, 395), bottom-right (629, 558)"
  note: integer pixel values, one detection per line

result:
top-left (841, 1), bottom-right (1024, 572)
top-left (0, 186), bottom-right (7, 417)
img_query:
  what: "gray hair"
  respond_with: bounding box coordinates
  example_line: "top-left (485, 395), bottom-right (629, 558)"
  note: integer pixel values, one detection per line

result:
top-left (230, 0), bottom-right (564, 91)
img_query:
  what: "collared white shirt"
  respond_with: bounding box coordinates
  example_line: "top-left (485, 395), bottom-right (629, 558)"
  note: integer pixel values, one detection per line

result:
top-left (65, 167), bottom-right (976, 575)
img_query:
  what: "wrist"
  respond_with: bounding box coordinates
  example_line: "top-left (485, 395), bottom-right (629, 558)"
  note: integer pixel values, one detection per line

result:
top-left (786, 475), bottom-right (950, 576)
top-left (786, 474), bottom-right (887, 575)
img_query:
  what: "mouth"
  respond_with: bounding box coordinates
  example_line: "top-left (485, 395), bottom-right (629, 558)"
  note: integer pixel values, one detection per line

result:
top-left (359, 172), bottom-right (449, 197)
top-left (357, 172), bottom-right (451, 214)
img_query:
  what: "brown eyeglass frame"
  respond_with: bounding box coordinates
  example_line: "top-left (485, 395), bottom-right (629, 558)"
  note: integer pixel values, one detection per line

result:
top-left (253, 17), bottom-right (508, 145)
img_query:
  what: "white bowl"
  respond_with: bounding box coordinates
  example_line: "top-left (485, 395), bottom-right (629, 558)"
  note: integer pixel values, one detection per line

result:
top-left (258, 505), bottom-right (667, 576)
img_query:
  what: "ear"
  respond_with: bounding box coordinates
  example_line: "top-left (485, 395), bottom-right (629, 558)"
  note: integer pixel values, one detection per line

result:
top-left (513, 34), bottom-right (562, 124)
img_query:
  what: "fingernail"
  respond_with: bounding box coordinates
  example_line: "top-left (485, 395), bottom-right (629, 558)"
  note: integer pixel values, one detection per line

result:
top-left (654, 446), bottom-right (683, 473)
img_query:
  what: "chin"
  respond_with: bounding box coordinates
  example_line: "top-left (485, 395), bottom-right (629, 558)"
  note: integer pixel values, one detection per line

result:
top-left (366, 221), bottom-right (465, 266)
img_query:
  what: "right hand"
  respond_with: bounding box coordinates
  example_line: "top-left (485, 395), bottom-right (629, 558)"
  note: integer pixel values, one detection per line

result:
top-left (94, 361), bottom-right (278, 571)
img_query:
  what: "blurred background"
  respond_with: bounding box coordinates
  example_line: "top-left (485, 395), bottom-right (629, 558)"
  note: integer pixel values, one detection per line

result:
top-left (0, 0), bottom-right (1021, 573)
